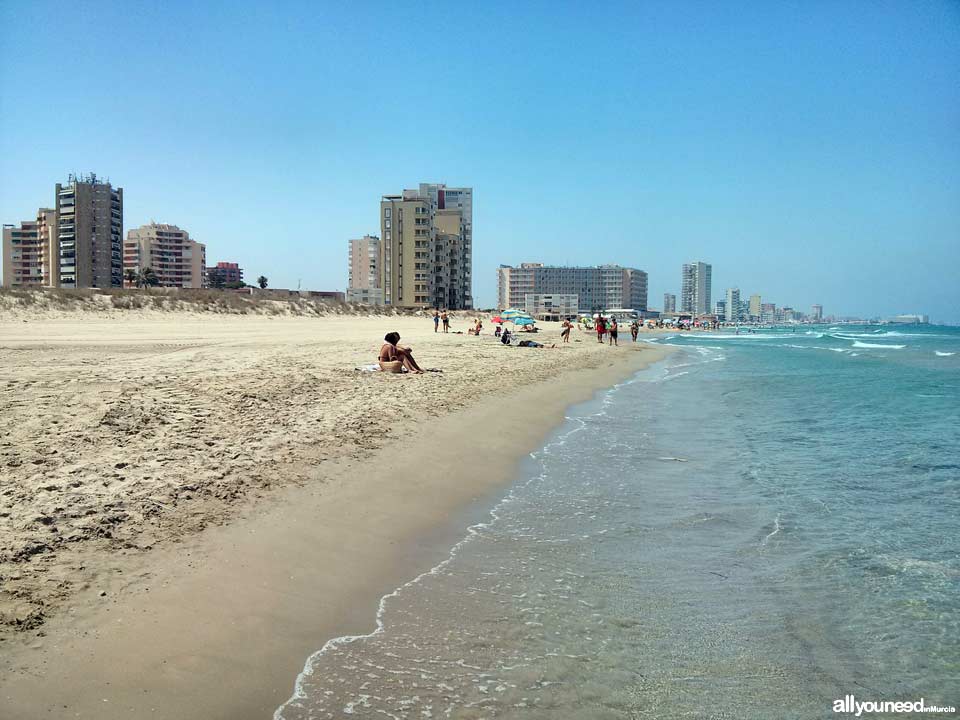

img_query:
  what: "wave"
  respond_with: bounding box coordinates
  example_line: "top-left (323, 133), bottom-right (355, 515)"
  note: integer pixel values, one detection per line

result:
top-left (935, 351), bottom-right (956, 357)
top-left (851, 341), bottom-right (906, 349)
top-left (685, 333), bottom-right (787, 340)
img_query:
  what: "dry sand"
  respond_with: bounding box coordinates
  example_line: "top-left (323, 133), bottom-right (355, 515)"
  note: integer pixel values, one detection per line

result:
top-left (0, 306), bottom-right (671, 719)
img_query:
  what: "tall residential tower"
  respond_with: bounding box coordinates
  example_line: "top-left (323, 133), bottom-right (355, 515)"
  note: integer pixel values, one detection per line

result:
top-left (56, 174), bottom-right (123, 288)
top-left (681, 261), bottom-right (712, 315)
top-left (379, 183), bottom-right (473, 309)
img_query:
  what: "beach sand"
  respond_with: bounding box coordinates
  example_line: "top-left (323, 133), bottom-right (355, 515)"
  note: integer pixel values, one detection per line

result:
top-left (0, 308), bottom-right (670, 719)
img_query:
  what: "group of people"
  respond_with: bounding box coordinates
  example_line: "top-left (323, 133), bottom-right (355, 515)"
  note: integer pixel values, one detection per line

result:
top-left (592, 315), bottom-right (644, 346)
top-left (432, 310), bottom-right (451, 333)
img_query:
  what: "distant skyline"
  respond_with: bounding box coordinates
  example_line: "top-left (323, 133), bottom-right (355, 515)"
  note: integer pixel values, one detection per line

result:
top-left (1, 1), bottom-right (958, 322)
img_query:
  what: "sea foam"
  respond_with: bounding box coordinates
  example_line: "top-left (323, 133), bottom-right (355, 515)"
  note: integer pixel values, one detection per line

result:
top-left (851, 341), bottom-right (906, 349)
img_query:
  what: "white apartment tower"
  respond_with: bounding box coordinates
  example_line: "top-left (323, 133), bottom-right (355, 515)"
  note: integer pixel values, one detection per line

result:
top-left (681, 261), bottom-right (712, 315)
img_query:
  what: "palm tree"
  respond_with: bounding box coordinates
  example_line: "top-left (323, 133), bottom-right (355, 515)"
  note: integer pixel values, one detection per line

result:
top-left (257, 275), bottom-right (268, 289)
top-left (124, 268), bottom-right (137, 288)
top-left (138, 267), bottom-right (159, 288)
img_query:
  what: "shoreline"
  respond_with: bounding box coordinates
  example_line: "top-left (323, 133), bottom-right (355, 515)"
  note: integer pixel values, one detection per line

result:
top-left (0, 315), bottom-right (671, 720)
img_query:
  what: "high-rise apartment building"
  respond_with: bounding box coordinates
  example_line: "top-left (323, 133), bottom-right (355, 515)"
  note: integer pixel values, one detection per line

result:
top-left (57, 174), bottom-right (123, 288)
top-left (725, 288), bottom-right (741, 322)
top-left (497, 263), bottom-right (648, 313)
top-left (124, 223), bottom-right (205, 288)
top-left (812, 304), bottom-right (823, 321)
top-left (663, 293), bottom-right (677, 314)
top-left (347, 235), bottom-right (383, 304)
top-left (749, 294), bottom-right (762, 319)
top-left (2, 208), bottom-right (58, 288)
top-left (681, 261), bottom-right (712, 315)
top-left (714, 299), bottom-right (727, 318)
top-left (379, 183), bottom-right (472, 309)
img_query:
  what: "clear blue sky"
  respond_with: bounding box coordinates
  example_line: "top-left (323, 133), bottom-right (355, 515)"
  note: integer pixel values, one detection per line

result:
top-left (2, 1), bottom-right (958, 321)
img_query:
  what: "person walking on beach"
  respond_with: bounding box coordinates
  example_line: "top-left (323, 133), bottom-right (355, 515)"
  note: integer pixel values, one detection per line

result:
top-left (596, 315), bottom-right (606, 343)
top-left (441, 310), bottom-right (450, 333)
top-left (561, 318), bottom-right (573, 343)
top-left (433, 310), bottom-right (440, 333)
top-left (609, 317), bottom-right (619, 346)
top-left (630, 319), bottom-right (639, 342)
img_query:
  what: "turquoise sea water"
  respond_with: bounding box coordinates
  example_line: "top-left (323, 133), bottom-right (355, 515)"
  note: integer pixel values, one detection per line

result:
top-left (276, 325), bottom-right (959, 719)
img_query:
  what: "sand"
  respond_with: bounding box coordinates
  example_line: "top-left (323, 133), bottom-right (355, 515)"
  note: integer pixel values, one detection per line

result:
top-left (0, 307), bottom-right (671, 719)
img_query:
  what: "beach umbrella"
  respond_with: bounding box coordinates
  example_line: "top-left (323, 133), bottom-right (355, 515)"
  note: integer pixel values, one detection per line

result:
top-left (500, 308), bottom-right (522, 320)
top-left (515, 317), bottom-right (536, 326)
top-left (491, 316), bottom-right (503, 324)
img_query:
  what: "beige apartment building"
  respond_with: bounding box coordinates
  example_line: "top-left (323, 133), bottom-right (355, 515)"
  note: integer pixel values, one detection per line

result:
top-left (2, 208), bottom-right (58, 288)
top-left (57, 174), bottom-right (123, 288)
top-left (379, 183), bottom-right (472, 310)
top-left (124, 223), bottom-right (206, 288)
top-left (346, 234), bottom-right (383, 304)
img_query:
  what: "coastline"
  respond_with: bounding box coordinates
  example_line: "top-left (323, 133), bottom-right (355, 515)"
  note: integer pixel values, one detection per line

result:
top-left (0, 312), bottom-right (671, 720)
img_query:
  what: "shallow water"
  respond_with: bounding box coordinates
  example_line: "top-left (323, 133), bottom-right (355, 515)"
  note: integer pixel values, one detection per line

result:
top-left (276, 324), bottom-right (959, 719)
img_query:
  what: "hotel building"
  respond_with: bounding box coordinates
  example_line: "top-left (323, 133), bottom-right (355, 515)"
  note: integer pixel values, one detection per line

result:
top-left (379, 183), bottom-right (472, 310)
top-left (497, 263), bottom-right (648, 313)
top-left (663, 293), bottom-right (677, 314)
top-left (749, 294), bottom-right (762, 320)
top-left (681, 261), bottom-right (712, 315)
top-left (2, 208), bottom-right (58, 287)
top-left (347, 235), bottom-right (383, 304)
top-left (57, 174), bottom-right (123, 288)
top-left (124, 223), bottom-right (206, 288)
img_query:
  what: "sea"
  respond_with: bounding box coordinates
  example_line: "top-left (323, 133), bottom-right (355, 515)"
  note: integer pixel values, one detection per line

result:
top-left (275, 324), bottom-right (959, 719)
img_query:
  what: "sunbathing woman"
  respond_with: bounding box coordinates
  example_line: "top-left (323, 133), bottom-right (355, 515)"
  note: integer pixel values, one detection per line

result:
top-left (379, 332), bottom-right (424, 374)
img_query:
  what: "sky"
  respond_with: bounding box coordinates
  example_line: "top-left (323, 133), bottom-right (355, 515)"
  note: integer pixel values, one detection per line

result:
top-left (1, 1), bottom-right (958, 322)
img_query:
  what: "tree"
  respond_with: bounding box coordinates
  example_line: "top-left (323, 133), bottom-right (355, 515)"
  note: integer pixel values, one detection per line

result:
top-left (124, 268), bottom-right (137, 288)
top-left (138, 267), bottom-right (159, 288)
top-left (257, 275), bottom-right (268, 289)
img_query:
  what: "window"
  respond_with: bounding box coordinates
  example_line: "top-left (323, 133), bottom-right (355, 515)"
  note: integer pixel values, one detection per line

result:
top-left (384, 208), bottom-right (391, 218)
top-left (384, 219), bottom-right (391, 229)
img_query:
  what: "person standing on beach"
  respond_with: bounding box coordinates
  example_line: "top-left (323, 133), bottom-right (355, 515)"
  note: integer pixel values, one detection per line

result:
top-left (561, 319), bottom-right (572, 343)
top-left (630, 319), bottom-right (639, 342)
top-left (441, 310), bottom-right (450, 333)
top-left (596, 315), bottom-right (606, 343)
top-left (433, 310), bottom-right (440, 332)
top-left (609, 317), bottom-right (619, 346)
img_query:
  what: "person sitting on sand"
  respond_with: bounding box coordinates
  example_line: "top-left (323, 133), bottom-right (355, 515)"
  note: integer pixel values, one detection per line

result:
top-left (379, 332), bottom-right (424, 374)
